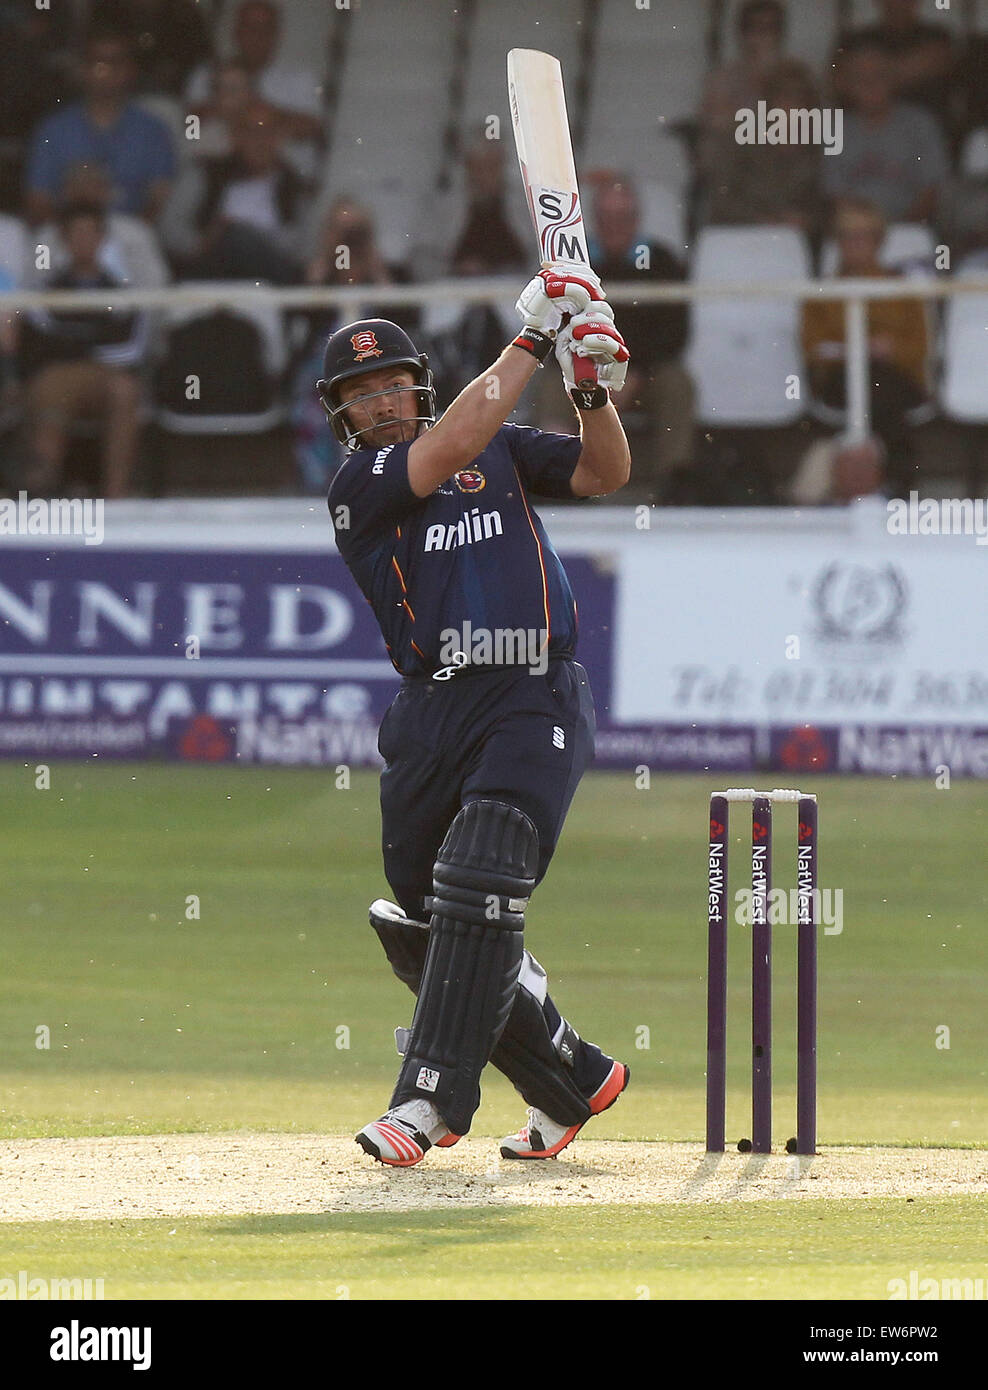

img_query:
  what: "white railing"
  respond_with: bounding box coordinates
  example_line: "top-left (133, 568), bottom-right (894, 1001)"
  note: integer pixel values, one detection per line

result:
top-left (5, 273), bottom-right (988, 442)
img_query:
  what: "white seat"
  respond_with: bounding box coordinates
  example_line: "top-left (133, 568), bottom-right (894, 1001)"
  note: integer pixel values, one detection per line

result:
top-left (0, 214), bottom-right (29, 286)
top-left (637, 182), bottom-right (689, 260)
top-left (960, 127), bottom-right (988, 178)
top-left (941, 256), bottom-right (988, 422)
top-left (580, 126), bottom-right (690, 194)
top-left (589, 0), bottom-right (707, 124)
top-left (686, 225), bottom-right (811, 426)
top-left (462, 1), bottom-right (581, 130)
top-left (321, 1), bottom-right (456, 259)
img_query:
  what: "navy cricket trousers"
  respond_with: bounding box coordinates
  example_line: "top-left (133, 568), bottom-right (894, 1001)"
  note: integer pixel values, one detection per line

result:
top-left (378, 657), bottom-right (597, 921)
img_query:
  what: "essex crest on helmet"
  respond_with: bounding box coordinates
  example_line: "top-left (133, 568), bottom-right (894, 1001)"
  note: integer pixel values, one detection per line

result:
top-left (316, 318), bottom-right (436, 449)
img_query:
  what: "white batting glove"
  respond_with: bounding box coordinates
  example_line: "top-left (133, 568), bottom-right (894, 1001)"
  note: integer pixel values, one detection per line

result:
top-left (555, 302), bottom-right (630, 393)
top-left (516, 265), bottom-right (605, 335)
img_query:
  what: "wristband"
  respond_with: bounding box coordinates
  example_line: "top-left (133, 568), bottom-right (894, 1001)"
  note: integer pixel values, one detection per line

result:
top-left (569, 384), bottom-right (609, 411)
top-left (512, 327), bottom-right (555, 364)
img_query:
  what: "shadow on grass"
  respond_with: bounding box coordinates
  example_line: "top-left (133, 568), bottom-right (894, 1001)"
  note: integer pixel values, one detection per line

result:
top-left (210, 1208), bottom-right (539, 1242)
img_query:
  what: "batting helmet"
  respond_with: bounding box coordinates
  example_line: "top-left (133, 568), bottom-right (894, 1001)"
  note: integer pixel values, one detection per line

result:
top-left (315, 318), bottom-right (436, 448)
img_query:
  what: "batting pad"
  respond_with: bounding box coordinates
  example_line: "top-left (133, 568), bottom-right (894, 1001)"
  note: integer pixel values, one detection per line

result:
top-left (369, 902), bottom-right (592, 1128)
top-left (389, 800), bottom-right (537, 1135)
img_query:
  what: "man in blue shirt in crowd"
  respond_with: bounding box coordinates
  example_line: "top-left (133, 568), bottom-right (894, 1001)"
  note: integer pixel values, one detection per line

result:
top-left (321, 264), bottom-right (634, 1166)
top-left (25, 29), bottom-right (176, 227)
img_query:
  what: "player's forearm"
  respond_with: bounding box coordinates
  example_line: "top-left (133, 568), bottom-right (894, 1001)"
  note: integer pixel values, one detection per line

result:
top-left (575, 401), bottom-right (631, 493)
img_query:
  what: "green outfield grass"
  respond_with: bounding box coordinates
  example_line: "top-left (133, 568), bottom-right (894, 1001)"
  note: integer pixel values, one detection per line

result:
top-left (1, 764), bottom-right (985, 1301)
top-left (1, 1198), bottom-right (985, 1300)
top-left (1, 765), bottom-right (985, 1146)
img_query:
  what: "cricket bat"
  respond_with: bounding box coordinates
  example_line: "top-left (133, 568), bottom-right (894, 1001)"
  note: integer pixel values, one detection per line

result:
top-left (507, 47), bottom-right (598, 390)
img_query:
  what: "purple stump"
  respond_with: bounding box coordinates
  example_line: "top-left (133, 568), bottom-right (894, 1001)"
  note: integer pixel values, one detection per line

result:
top-left (706, 795), bottom-right (729, 1152)
top-left (796, 796), bottom-right (818, 1155)
top-left (751, 796), bottom-right (772, 1153)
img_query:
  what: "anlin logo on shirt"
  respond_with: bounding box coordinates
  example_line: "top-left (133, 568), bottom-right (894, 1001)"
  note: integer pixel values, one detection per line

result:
top-left (424, 509), bottom-right (503, 552)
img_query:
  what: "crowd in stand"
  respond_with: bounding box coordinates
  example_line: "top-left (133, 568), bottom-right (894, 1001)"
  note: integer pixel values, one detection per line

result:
top-left (0, 0), bottom-right (985, 504)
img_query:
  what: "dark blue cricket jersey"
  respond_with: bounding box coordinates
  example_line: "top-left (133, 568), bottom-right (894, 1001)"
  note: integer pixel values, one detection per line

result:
top-left (327, 423), bottom-right (583, 677)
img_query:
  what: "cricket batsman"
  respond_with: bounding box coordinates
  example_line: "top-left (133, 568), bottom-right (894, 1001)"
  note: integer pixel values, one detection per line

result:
top-left (320, 266), bottom-right (632, 1166)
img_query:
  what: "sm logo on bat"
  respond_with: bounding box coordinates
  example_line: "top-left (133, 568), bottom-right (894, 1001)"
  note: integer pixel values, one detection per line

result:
top-left (538, 190), bottom-right (571, 222)
top-left (535, 189), bottom-right (587, 264)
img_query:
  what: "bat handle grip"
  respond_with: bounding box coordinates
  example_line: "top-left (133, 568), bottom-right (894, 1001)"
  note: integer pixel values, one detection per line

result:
top-left (572, 350), bottom-right (598, 392)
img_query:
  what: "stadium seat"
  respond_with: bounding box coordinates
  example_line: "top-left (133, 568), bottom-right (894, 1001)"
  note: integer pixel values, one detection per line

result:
top-left (318, 0), bottom-right (458, 266)
top-left (686, 225), bottom-right (811, 426)
top-left (581, 127), bottom-right (691, 197)
top-left (461, 0), bottom-right (582, 131)
top-left (637, 181), bottom-right (689, 260)
top-left (582, 0), bottom-right (706, 194)
top-left (960, 127), bottom-right (988, 177)
top-left (153, 285), bottom-right (287, 436)
top-left (941, 256), bottom-right (988, 422)
top-left (0, 213), bottom-right (28, 286)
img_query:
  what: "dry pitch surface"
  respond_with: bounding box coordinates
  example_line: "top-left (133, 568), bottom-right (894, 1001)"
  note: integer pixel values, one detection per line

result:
top-left (0, 1135), bottom-right (984, 1222)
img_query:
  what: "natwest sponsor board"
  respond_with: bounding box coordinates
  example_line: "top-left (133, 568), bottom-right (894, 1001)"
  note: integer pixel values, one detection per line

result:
top-left (0, 547), bottom-right (397, 762)
top-left (0, 544), bottom-right (614, 767)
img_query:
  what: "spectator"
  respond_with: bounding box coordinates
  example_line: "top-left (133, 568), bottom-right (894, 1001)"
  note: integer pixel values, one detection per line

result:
top-left (32, 162), bottom-right (169, 289)
top-left (164, 102), bottom-right (310, 284)
top-left (802, 199), bottom-right (929, 485)
top-left (700, 60), bottom-right (825, 239)
top-left (573, 174), bottom-right (693, 503)
top-left (193, 62), bottom-right (255, 160)
top-left (836, 0), bottom-right (954, 131)
top-left (409, 133), bottom-right (530, 408)
top-left (0, 3), bottom-right (73, 214)
top-left (289, 198), bottom-right (404, 493)
top-left (18, 202), bottom-right (147, 498)
top-left (823, 39), bottom-right (949, 225)
top-left (700, 1), bottom-right (811, 136)
top-left (185, 1), bottom-right (324, 179)
top-left (23, 29), bottom-right (176, 228)
top-left (305, 197), bottom-right (395, 290)
top-left (411, 130), bottom-right (530, 281)
top-left (789, 434), bottom-right (888, 505)
top-left (449, 138), bottom-right (528, 277)
top-left (88, 0), bottom-right (213, 96)
top-left (0, 262), bottom-right (18, 442)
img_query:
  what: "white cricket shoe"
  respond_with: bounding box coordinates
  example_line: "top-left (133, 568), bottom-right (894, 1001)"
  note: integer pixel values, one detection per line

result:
top-left (355, 1098), bottom-right (453, 1167)
top-left (499, 1061), bottom-right (630, 1159)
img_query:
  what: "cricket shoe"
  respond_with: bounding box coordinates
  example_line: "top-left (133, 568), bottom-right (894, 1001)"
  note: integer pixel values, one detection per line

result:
top-left (499, 1060), bottom-right (630, 1160)
top-left (355, 1099), bottom-right (455, 1167)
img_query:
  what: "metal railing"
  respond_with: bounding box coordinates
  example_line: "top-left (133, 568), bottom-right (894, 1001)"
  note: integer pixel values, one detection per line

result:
top-left (5, 272), bottom-right (988, 441)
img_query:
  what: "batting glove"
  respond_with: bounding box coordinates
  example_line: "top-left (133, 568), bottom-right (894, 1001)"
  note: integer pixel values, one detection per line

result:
top-left (516, 266), bottom-right (604, 336)
top-left (556, 303), bottom-right (630, 398)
